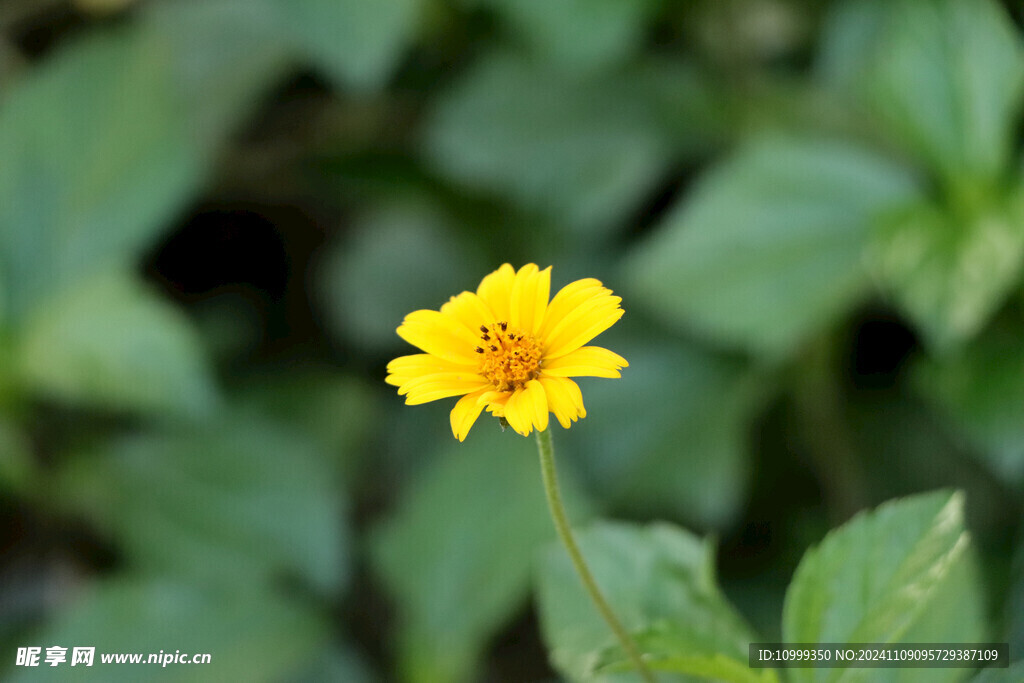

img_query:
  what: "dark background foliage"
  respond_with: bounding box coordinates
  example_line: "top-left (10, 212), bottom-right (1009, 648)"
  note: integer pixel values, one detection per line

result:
top-left (0, 0), bottom-right (1022, 681)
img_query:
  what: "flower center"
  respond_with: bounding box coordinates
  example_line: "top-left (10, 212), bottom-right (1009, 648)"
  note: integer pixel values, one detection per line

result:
top-left (475, 321), bottom-right (543, 392)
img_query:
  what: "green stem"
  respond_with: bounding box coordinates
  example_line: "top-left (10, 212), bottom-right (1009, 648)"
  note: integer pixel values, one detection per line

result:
top-left (535, 428), bottom-right (655, 683)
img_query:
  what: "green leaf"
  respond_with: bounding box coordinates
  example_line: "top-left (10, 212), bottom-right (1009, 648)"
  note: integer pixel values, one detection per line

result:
top-left (563, 342), bottom-right (764, 527)
top-left (56, 417), bottom-right (348, 594)
top-left (971, 662), bottom-right (1024, 683)
top-left (0, 263), bottom-right (7, 329)
top-left (0, 3), bottom-right (299, 322)
top-left (782, 490), bottom-right (984, 683)
top-left (638, 59), bottom-right (736, 156)
top-left (287, 644), bottom-right (377, 683)
top-left (623, 136), bottom-right (921, 356)
top-left (594, 621), bottom-right (778, 683)
top-left (143, 0), bottom-right (294, 147)
top-left (0, 26), bottom-right (201, 320)
top-left (0, 38), bottom-right (23, 95)
top-left (15, 271), bottom-right (218, 418)
top-left (370, 427), bottom-right (591, 683)
top-left (1008, 534), bottom-right (1024, 656)
top-left (914, 322), bottom-right (1024, 483)
top-left (235, 370), bottom-right (378, 479)
top-left (424, 53), bottom-right (670, 236)
top-left (272, 0), bottom-right (421, 89)
top-left (478, 0), bottom-right (654, 72)
top-left (868, 195), bottom-right (1024, 350)
top-left (536, 520), bottom-right (764, 682)
top-left (316, 204), bottom-right (486, 350)
top-left (0, 419), bottom-right (33, 495)
top-left (8, 578), bottom-right (325, 683)
top-left (816, 0), bottom-right (889, 89)
top-left (859, 0), bottom-right (1024, 189)
top-left (887, 545), bottom-right (986, 683)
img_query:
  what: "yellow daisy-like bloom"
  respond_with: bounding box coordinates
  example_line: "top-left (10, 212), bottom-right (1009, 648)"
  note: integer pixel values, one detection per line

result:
top-left (386, 263), bottom-right (628, 441)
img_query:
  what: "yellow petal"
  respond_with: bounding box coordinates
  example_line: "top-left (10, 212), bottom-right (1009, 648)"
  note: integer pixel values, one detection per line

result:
top-left (540, 346), bottom-right (628, 378)
top-left (398, 371), bottom-right (487, 395)
top-left (476, 263), bottom-right (516, 322)
top-left (481, 391), bottom-right (510, 418)
top-left (523, 379), bottom-right (549, 432)
top-left (386, 353), bottom-right (476, 386)
top-left (544, 306), bottom-right (624, 360)
top-left (538, 376), bottom-right (585, 428)
top-left (387, 353), bottom-right (474, 374)
top-left (502, 387), bottom-right (535, 436)
top-left (405, 380), bottom-right (492, 405)
top-left (450, 388), bottom-right (490, 441)
top-left (397, 310), bottom-right (480, 364)
top-left (533, 267), bottom-right (552, 333)
top-left (541, 287), bottom-right (619, 345)
top-left (440, 291), bottom-right (495, 336)
top-left (509, 264), bottom-right (550, 333)
top-left (404, 309), bottom-right (480, 345)
top-left (538, 278), bottom-right (605, 339)
top-left (476, 390), bottom-right (508, 406)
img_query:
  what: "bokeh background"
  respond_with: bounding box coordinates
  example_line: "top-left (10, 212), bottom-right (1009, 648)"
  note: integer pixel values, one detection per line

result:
top-left (0, 0), bottom-right (1023, 680)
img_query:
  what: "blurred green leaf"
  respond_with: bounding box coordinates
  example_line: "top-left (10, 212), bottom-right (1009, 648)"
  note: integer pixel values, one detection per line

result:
top-left (970, 662), bottom-right (1024, 683)
top-left (236, 370), bottom-right (378, 478)
top-left (143, 0), bottom-right (293, 147)
top-left (0, 332), bottom-right (14, 413)
top-left (287, 644), bottom-right (378, 683)
top-left (0, 1), bottom-right (1020, 679)
top-left (638, 59), bottom-right (736, 155)
top-left (623, 136), bottom-right (920, 356)
top-left (0, 419), bottom-right (33, 495)
top-left (0, 1), bottom-right (305, 323)
top-left (0, 264), bottom-right (7, 328)
top-left (564, 342), bottom-right (764, 528)
top-left (859, 0), bottom-right (1024, 190)
top-left (782, 490), bottom-right (983, 683)
top-left (868, 195), bottom-right (1024, 351)
top-left (8, 579), bottom-right (325, 683)
top-left (816, 0), bottom-right (888, 89)
top-left (0, 37), bottom-right (25, 96)
top-left (849, 394), bottom-right (1013, 547)
top-left (536, 520), bottom-right (763, 683)
top-left (914, 322), bottom-right (1024, 483)
top-left (1008, 534), bottom-right (1024, 656)
top-left (0, 27), bottom-right (200, 319)
top-left (272, 0), bottom-right (420, 89)
top-left (424, 53), bottom-right (670, 236)
top-left (16, 270), bottom-right (218, 418)
top-left (477, 0), bottom-right (654, 72)
top-left (370, 427), bottom-right (591, 683)
top-left (187, 291), bottom-right (263, 365)
top-left (56, 417), bottom-right (348, 594)
top-left (595, 620), bottom-right (777, 683)
top-left (317, 204), bottom-right (485, 351)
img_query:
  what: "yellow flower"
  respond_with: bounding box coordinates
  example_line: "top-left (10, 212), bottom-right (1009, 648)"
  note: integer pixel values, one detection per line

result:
top-left (386, 263), bottom-right (629, 440)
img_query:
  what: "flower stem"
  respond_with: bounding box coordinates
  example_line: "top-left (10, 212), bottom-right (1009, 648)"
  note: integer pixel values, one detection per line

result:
top-left (534, 428), bottom-right (655, 683)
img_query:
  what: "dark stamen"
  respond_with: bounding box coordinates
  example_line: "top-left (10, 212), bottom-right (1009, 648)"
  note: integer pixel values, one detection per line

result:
top-left (489, 345), bottom-right (498, 352)
top-left (475, 347), bottom-right (484, 353)
top-left (481, 333), bottom-right (490, 341)
top-left (499, 321), bottom-right (508, 331)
